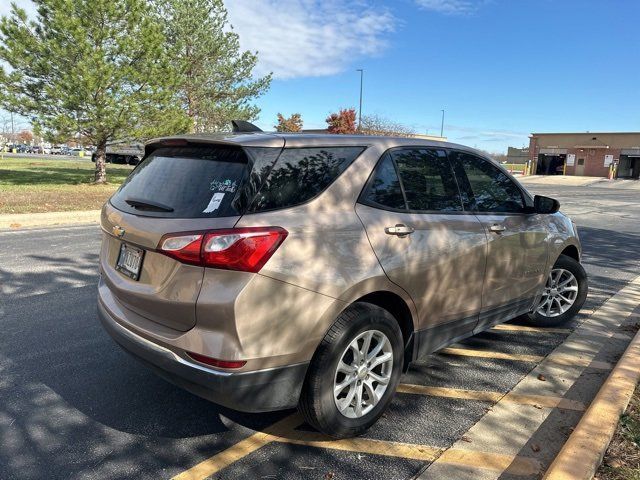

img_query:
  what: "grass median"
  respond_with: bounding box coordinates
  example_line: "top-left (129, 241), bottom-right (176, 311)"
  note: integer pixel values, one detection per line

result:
top-left (596, 385), bottom-right (640, 480)
top-left (0, 156), bottom-right (132, 214)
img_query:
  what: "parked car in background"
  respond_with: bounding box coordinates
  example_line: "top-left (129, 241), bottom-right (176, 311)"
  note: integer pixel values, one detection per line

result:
top-left (70, 147), bottom-right (92, 157)
top-left (50, 145), bottom-right (63, 155)
top-left (97, 126), bottom-right (588, 439)
top-left (30, 146), bottom-right (43, 154)
top-left (91, 141), bottom-right (143, 165)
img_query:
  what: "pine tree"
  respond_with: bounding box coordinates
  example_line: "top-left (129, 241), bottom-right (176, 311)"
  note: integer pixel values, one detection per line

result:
top-left (0, 0), bottom-right (190, 183)
top-left (158, 0), bottom-right (272, 133)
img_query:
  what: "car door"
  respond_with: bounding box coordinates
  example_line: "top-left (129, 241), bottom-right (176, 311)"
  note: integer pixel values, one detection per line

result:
top-left (449, 150), bottom-right (549, 332)
top-left (355, 147), bottom-right (488, 357)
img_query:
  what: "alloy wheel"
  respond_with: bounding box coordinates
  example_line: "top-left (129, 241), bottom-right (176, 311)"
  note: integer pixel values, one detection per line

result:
top-left (536, 268), bottom-right (579, 317)
top-left (333, 330), bottom-right (393, 419)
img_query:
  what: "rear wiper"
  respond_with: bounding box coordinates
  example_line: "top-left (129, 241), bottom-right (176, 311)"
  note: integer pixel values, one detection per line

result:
top-left (125, 197), bottom-right (174, 212)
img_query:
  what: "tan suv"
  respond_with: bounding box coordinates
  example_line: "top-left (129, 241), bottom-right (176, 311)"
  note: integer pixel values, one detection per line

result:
top-left (98, 129), bottom-right (587, 438)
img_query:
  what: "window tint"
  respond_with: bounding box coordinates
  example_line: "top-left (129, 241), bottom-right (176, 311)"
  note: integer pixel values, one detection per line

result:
top-left (391, 148), bottom-right (462, 212)
top-left (233, 147), bottom-right (282, 213)
top-left (360, 154), bottom-right (406, 210)
top-left (110, 146), bottom-right (250, 218)
top-left (453, 152), bottom-right (525, 213)
top-left (111, 145), bottom-right (364, 218)
top-left (248, 147), bottom-right (364, 212)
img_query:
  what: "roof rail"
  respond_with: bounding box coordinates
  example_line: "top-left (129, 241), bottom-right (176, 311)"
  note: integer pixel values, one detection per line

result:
top-left (231, 120), bottom-right (263, 133)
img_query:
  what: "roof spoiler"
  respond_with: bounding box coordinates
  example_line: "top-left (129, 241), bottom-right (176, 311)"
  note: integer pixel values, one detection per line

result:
top-left (231, 120), bottom-right (263, 133)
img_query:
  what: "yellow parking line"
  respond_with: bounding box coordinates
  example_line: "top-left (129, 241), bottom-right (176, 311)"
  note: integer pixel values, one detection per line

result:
top-left (612, 332), bottom-right (634, 340)
top-left (273, 431), bottom-right (441, 461)
top-left (397, 384), bottom-right (503, 402)
top-left (273, 431), bottom-right (540, 477)
top-left (172, 348), bottom-right (603, 479)
top-left (504, 393), bottom-right (585, 411)
top-left (546, 355), bottom-right (613, 370)
top-left (441, 347), bottom-right (613, 370)
top-left (438, 449), bottom-right (542, 476)
top-left (172, 381), bottom-right (578, 479)
top-left (491, 323), bottom-right (573, 333)
top-left (441, 347), bottom-right (544, 362)
top-left (171, 414), bottom-right (302, 480)
top-left (492, 324), bottom-right (572, 334)
top-left (397, 384), bottom-right (585, 411)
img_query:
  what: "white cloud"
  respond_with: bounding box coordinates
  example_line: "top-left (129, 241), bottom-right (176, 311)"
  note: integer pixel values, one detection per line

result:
top-left (414, 0), bottom-right (483, 15)
top-left (225, 0), bottom-right (395, 79)
top-left (0, 1), bottom-right (37, 19)
top-left (3, 1), bottom-right (396, 80)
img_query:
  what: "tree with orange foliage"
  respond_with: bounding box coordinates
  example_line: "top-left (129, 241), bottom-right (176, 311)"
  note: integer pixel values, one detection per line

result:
top-left (326, 108), bottom-right (357, 134)
top-left (275, 113), bottom-right (303, 132)
top-left (17, 129), bottom-right (33, 143)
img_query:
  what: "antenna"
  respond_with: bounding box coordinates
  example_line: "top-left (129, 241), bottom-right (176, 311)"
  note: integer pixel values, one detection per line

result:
top-left (231, 120), bottom-right (263, 133)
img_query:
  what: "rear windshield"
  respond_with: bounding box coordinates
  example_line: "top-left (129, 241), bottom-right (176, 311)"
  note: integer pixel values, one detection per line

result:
top-left (110, 145), bottom-right (365, 218)
top-left (110, 146), bottom-right (251, 218)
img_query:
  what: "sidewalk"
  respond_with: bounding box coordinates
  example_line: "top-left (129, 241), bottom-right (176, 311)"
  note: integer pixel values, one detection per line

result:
top-left (417, 275), bottom-right (640, 479)
top-left (0, 210), bottom-right (101, 230)
top-left (519, 175), bottom-right (640, 189)
top-left (519, 175), bottom-right (604, 187)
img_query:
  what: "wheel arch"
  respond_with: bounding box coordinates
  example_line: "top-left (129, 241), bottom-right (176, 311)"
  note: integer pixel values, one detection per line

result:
top-left (560, 244), bottom-right (580, 262)
top-left (353, 290), bottom-right (416, 370)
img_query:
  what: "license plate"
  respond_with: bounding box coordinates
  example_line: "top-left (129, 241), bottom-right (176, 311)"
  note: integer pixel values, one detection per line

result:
top-left (116, 243), bottom-right (144, 280)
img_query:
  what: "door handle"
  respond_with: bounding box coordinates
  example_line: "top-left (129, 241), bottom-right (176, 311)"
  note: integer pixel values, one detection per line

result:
top-left (489, 224), bottom-right (506, 233)
top-left (385, 224), bottom-right (415, 237)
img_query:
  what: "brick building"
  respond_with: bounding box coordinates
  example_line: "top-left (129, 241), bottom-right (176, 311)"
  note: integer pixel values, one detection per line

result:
top-left (528, 132), bottom-right (640, 178)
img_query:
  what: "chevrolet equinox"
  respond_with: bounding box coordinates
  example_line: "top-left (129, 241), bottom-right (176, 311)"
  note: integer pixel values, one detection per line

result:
top-left (98, 128), bottom-right (587, 438)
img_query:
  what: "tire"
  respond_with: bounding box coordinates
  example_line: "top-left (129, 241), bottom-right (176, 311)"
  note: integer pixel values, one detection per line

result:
top-left (527, 254), bottom-right (588, 327)
top-left (299, 302), bottom-right (404, 438)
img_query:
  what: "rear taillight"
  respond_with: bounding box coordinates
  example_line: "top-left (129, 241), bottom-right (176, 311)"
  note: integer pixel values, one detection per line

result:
top-left (186, 351), bottom-right (247, 369)
top-left (158, 234), bottom-right (202, 265)
top-left (158, 227), bottom-right (288, 273)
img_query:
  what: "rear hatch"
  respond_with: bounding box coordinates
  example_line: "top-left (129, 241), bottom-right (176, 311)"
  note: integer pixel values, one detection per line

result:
top-left (100, 139), bottom-right (284, 331)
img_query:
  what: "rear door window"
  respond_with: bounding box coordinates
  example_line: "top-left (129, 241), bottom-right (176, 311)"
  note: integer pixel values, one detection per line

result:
top-left (247, 147), bottom-right (365, 213)
top-left (110, 146), bottom-right (252, 218)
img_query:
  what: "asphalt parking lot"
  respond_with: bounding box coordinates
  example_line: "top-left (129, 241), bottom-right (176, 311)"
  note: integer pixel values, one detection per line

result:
top-left (1, 181), bottom-right (639, 480)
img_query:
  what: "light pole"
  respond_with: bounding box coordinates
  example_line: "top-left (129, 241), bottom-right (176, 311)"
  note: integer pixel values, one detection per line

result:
top-left (440, 109), bottom-right (445, 138)
top-left (356, 69), bottom-right (364, 131)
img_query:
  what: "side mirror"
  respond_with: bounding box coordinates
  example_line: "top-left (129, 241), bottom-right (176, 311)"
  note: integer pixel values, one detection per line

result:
top-left (534, 195), bottom-right (560, 214)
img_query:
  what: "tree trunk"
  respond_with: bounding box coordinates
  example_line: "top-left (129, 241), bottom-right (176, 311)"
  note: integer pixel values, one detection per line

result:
top-left (94, 139), bottom-right (107, 184)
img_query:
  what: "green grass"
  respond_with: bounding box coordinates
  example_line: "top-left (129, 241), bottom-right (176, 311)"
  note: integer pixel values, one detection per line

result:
top-left (0, 156), bottom-right (132, 214)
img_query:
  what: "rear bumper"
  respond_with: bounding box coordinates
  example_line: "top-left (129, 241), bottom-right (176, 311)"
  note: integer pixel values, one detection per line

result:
top-left (98, 299), bottom-right (308, 412)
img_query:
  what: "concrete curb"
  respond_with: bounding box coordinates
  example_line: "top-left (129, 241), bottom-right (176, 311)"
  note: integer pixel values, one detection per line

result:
top-left (0, 210), bottom-right (100, 230)
top-left (543, 325), bottom-right (640, 480)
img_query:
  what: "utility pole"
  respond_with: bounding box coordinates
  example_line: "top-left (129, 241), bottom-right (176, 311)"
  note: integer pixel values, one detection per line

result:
top-left (356, 69), bottom-right (364, 131)
top-left (440, 109), bottom-right (445, 138)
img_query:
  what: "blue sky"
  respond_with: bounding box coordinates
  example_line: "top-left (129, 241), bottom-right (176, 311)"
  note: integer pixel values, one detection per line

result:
top-left (3, 0), bottom-right (639, 152)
